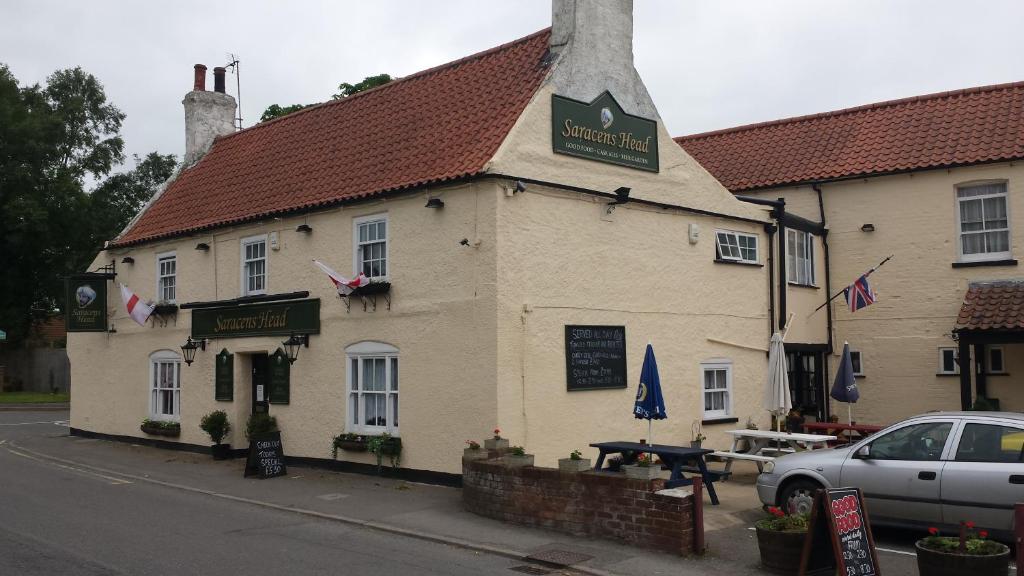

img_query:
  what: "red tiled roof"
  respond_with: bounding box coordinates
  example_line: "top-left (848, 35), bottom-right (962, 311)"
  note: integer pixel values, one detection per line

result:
top-left (676, 81), bottom-right (1024, 192)
top-left (114, 29), bottom-right (552, 246)
top-left (956, 281), bottom-right (1024, 332)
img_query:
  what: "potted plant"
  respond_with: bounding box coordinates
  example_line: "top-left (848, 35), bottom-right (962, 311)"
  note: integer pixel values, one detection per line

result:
top-left (200, 410), bottom-right (232, 460)
top-left (484, 428), bottom-right (509, 451)
top-left (916, 521), bottom-right (1009, 576)
top-left (245, 413), bottom-right (278, 441)
top-left (558, 449), bottom-right (591, 473)
top-left (367, 433), bottom-right (402, 473)
top-left (691, 420), bottom-right (707, 448)
top-left (332, 432), bottom-right (368, 457)
top-left (463, 439), bottom-right (489, 461)
top-left (502, 445), bottom-right (534, 467)
top-left (755, 505), bottom-right (809, 574)
top-left (622, 453), bottom-right (661, 480)
top-left (140, 418), bottom-right (180, 437)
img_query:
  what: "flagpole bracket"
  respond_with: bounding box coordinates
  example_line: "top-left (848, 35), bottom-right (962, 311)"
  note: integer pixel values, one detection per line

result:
top-left (341, 282), bottom-right (392, 313)
top-left (150, 304), bottom-right (179, 327)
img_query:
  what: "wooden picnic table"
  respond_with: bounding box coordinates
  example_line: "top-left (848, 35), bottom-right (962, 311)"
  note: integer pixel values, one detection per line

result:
top-left (712, 429), bottom-right (836, 474)
top-left (589, 441), bottom-right (721, 505)
top-left (804, 422), bottom-right (884, 445)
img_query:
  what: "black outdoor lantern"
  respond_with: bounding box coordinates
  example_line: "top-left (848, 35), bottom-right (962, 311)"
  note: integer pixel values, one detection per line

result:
top-left (180, 337), bottom-right (206, 366)
top-left (282, 332), bottom-right (309, 364)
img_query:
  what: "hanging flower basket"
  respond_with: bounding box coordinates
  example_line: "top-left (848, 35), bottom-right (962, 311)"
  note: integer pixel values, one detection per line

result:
top-left (349, 281), bottom-right (391, 297)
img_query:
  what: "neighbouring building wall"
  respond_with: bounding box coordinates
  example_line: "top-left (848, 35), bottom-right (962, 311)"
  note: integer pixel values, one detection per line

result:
top-left (753, 162), bottom-right (1024, 424)
top-left (69, 181), bottom-right (500, 474)
top-left (494, 181), bottom-right (771, 465)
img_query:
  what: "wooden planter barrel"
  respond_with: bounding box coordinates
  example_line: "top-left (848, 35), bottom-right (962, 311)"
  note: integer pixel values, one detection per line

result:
top-left (915, 540), bottom-right (1010, 576)
top-left (755, 525), bottom-right (807, 574)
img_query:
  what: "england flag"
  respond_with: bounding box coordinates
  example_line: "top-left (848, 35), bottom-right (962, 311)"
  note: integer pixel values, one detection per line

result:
top-left (312, 260), bottom-right (370, 296)
top-left (119, 284), bottom-right (154, 326)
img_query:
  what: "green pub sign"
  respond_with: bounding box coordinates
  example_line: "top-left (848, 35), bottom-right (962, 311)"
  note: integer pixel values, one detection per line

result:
top-left (65, 274), bottom-right (109, 332)
top-left (269, 348), bottom-right (290, 405)
top-left (191, 299), bottom-right (320, 340)
top-left (215, 349), bottom-right (234, 401)
top-left (551, 91), bottom-right (659, 172)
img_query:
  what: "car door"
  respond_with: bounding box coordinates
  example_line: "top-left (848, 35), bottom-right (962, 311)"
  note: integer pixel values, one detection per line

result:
top-left (840, 419), bottom-right (956, 526)
top-left (941, 420), bottom-right (1024, 532)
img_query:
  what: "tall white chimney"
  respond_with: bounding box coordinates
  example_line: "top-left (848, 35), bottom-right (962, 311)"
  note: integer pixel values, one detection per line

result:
top-left (549, 0), bottom-right (659, 120)
top-left (183, 64), bottom-right (236, 166)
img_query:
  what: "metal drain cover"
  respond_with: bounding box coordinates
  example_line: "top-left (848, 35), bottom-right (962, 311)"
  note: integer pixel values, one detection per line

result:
top-left (509, 566), bottom-right (552, 575)
top-left (525, 549), bottom-right (593, 566)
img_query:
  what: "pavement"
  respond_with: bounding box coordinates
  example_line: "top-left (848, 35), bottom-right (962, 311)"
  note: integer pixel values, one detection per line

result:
top-left (0, 410), bottom-right (923, 575)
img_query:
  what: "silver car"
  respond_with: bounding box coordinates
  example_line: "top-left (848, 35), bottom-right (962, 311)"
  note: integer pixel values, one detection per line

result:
top-left (756, 412), bottom-right (1024, 536)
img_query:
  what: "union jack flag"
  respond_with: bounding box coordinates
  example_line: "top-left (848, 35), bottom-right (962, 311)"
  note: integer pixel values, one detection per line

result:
top-left (843, 274), bottom-right (877, 312)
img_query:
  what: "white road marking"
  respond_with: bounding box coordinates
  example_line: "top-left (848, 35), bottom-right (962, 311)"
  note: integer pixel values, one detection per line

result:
top-left (3, 445), bottom-right (132, 485)
top-left (874, 546), bottom-right (916, 557)
top-left (0, 421), bottom-right (64, 426)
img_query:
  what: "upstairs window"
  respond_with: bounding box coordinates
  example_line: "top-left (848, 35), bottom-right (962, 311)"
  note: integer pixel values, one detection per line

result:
top-left (716, 230), bottom-right (759, 264)
top-left (355, 215), bottom-right (388, 279)
top-left (241, 235), bottom-right (267, 295)
top-left (157, 252), bottom-right (176, 303)
top-left (957, 182), bottom-right (1009, 262)
top-left (787, 229), bottom-right (815, 286)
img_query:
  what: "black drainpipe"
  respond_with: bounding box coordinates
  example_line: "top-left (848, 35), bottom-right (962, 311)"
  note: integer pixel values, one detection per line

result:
top-left (765, 223), bottom-right (777, 340)
top-left (813, 184), bottom-right (834, 355)
top-left (736, 195), bottom-right (787, 332)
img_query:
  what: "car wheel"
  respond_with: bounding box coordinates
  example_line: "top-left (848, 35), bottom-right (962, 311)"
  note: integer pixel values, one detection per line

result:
top-left (779, 478), bottom-right (821, 516)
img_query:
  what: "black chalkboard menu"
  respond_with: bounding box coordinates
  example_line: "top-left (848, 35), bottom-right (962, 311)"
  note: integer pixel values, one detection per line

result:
top-left (564, 325), bottom-right (627, 391)
top-left (244, 432), bottom-right (287, 479)
top-left (799, 487), bottom-right (880, 576)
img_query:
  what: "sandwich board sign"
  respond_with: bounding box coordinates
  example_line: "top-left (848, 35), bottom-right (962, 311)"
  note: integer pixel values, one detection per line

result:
top-left (799, 487), bottom-right (880, 576)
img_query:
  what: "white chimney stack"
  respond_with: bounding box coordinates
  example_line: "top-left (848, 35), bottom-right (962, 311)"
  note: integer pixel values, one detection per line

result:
top-left (183, 64), bottom-right (236, 166)
top-left (549, 0), bottom-right (659, 120)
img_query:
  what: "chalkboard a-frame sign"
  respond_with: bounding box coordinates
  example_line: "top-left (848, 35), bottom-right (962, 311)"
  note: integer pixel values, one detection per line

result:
top-left (799, 487), bottom-right (880, 576)
top-left (564, 325), bottom-right (627, 391)
top-left (244, 431), bottom-right (287, 479)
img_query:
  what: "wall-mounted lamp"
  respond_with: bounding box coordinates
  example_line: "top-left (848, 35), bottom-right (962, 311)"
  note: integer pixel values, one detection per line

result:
top-left (425, 198), bottom-right (445, 209)
top-left (282, 332), bottom-right (309, 364)
top-left (459, 238), bottom-right (470, 246)
top-left (295, 224), bottom-right (313, 233)
top-left (180, 336), bottom-right (207, 366)
top-left (121, 256), bottom-right (135, 264)
top-left (195, 242), bottom-right (210, 251)
top-left (861, 223), bottom-right (876, 232)
top-left (613, 187), bottom-right (631, 204)
top-left (514, 180), bottom-right (526, 193)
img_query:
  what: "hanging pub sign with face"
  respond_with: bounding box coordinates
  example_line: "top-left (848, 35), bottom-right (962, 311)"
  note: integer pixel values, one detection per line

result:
top-left (551, 91), bottom-right (659, 172)
top-left (65, 274), bottom-right (109, 332)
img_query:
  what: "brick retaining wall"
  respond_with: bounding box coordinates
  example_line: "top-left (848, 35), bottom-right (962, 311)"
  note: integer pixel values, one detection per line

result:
top-left (462, 457), bottom-right (700, 556)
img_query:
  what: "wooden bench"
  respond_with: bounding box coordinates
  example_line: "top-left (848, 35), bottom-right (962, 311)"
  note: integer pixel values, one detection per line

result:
top-left (711, 451), bottom-right (775, 473)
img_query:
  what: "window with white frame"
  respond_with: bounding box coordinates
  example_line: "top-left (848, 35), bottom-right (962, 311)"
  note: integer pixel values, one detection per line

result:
top-left (241, 235), bottom-right (267, 295)
top-left (938, 347), bottom-right (959, 375)
top-left (157, 252), bottom-right (176, 303)
top-left (716, 230), bottom-right (759, 264)
top-left (849, 350), bottom-right (864, 377)
top-left (354, 215), bottom-right (388, 279)
top-left (149, 350), bottom-right (180, 421)
top-left (957, 182), bottom-right (1010, 262)
top-left (987, 346), bottom-right (1006, 374)
top-left (787, 229), bottom-right (815, 285)
top-left (346, 342), bottom-right (399, 434)
top-left (701, 361), bottom-right (732, 419)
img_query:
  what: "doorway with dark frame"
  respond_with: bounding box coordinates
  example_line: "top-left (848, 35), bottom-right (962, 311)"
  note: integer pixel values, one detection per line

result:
top-left (786, 345), bottom-right (829, 422)
top-left (251, 352), bottom-right (269, 415)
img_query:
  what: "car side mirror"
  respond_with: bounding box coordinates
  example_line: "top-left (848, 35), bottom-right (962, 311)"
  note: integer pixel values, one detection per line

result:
top-left (854, 445), bottom-right (871, 459)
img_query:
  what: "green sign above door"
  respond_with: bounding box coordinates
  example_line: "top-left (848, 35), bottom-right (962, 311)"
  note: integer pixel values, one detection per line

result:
top-left (65, 274), bottom-right (109, 332)
top-left (191, 299), bottom-right (320, 340)
top-left (551, 91), bottom-right (659, 173)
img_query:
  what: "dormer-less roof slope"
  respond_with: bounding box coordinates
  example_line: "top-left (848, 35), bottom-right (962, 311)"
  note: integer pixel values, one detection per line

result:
top-left (114, 29), bottom-right (552, 247)
top-left (675, 81), bottom-right (1024, 192)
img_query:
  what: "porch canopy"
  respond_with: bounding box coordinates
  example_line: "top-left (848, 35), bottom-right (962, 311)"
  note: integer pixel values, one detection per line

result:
top-left (953, 281), bottom-right (1024, 410)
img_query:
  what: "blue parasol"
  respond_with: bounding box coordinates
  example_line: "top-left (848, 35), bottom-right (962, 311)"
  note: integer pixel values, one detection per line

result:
top-left (634, 343), bottom-right (667, 445)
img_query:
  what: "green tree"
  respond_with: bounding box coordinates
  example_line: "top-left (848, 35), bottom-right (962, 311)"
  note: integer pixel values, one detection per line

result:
top-left (333, 73), bottom-right (392, 99)
top-left (89, 152), bottom-right (177, 246)
top-left (259, 103), bottom-right (309, 122)
top-left (259, 74), bottom-right (393, 122)
top-left (0, 64), bottom-right (168, 344)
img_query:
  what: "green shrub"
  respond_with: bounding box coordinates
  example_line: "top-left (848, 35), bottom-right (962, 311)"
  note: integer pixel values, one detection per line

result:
top-left (245, 413), bottom-right (278, 440)
top-left (200, 411), bottom-right (231, 444)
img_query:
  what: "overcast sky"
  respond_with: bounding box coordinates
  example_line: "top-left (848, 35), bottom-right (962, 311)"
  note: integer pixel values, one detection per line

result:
top-left (3, 1), bottom-right (1022, 177)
